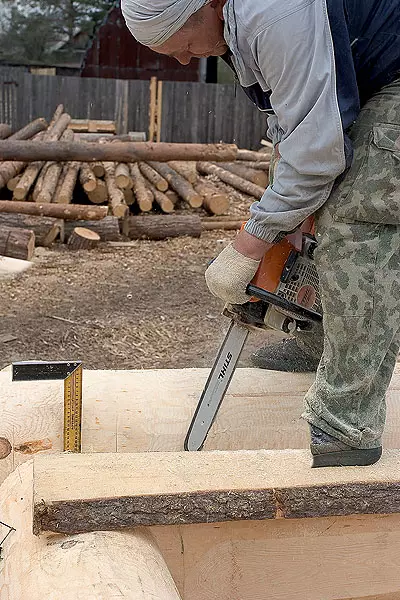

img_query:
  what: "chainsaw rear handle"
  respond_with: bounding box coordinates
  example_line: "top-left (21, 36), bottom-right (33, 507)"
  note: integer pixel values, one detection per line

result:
top-left (246, 283), bottom-right (322, 323)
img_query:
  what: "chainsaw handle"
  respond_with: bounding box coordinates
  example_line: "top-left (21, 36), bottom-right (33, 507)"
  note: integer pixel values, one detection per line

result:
top-left (246, 284), bottom-right (322, 323)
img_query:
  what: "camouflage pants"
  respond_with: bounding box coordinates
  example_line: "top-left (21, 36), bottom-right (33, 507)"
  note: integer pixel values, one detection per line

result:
top-left (301, 78), bottom-right (400, 449)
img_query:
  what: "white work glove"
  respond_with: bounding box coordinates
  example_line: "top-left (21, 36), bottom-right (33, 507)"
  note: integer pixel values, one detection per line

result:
top-left (205, 243), bottom-right (261, 305)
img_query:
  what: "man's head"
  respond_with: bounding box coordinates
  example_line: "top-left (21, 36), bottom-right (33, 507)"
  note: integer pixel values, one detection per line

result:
top-left (122, 0), bottom-right (227, 65)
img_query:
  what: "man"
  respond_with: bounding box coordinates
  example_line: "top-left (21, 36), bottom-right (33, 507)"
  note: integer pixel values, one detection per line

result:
top-left (122, 0), bottom-right (400, 467)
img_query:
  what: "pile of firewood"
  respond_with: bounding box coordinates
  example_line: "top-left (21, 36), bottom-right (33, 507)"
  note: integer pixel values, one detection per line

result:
top-left (0, 105), bottom-right (272, 258)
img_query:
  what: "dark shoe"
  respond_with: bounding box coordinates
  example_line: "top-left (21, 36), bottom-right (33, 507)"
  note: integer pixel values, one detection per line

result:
top-left (310, 425), bottom-right (382, 467)
top-left (250, 338), bottom-right (320, 372)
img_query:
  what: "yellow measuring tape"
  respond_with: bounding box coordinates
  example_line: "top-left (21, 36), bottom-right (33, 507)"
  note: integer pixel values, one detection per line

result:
top-left (12, 361), bottom-right (83, 452)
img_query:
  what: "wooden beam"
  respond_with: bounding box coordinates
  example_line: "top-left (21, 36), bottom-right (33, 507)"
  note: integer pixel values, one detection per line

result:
top-left (0, 462), bottom-right (182, 600)
top-left (0, 141), bottom-right (237, 163)
top-left (1, 365), bottom-right (400, 487)
top-left (33, 449), bottom-right (400, 534)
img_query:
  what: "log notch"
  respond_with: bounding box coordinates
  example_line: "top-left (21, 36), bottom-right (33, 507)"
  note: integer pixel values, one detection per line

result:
top-left (115, 163), bottom-right (132, 189)
top-left (139, 161), bottom-right (168, 191)
top-left (0, 123), bottom-right (12, 139)
top-left (130, 162), bottom-right (153, 212)
top-left (62, 216), bottom-right (121, 242)
top-left (0, 141), bottom-right (238, 163)
top-left (145, 181), bottom-right (174, 213)
top-left (53, 161), bottom-right (80, 204)
top-left (123, 214), bottom-right (202, 240)
top-left (92, 161), bottom-right (105, 178)
top-left (0, 200), bottom-right (108, 220)
top-left (197, 162), bottom-right (264, 199)
top-left (194, 179), bottom-right (229, 215)
top-left (67, 227), bottom-right (100, 250)
top-left (87, 179), bottom-right (108, 204)
top-left (0, 225), bottom-right (35, 260)
top-left (0, 214), bottom-right (63, 246)
top-left (168, 160), bottom-right (197, 184)
top-left (0, 463), bottom-right (182, 600)
top-left (149, 161), bottom-right (202, 208)
top-left (79, 163), bottom-right (97, 193)
top-left (219, 162), bottom-right (269, 188)
top-left (103, 162), bottom-right (128, 218)
top-left (13, 113), bottom-right (72, 201)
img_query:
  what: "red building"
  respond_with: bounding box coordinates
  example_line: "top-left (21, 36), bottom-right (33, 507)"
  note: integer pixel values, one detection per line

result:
top-left (81, 4), bottom-right (210, 82)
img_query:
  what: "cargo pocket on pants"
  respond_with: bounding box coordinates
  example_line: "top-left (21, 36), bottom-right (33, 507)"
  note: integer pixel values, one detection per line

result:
top-left (333, 123), bottom-right (400, 225)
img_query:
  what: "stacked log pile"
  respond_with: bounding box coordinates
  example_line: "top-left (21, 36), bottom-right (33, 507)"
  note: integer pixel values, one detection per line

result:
top-left (0, 106), bottom-right (272, 252)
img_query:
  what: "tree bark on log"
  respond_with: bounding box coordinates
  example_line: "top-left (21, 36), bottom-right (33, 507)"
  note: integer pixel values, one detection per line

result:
top-left (47, 113), bottom-right (71, 140)
top-left (67, 227), bottom-right (100, 250)
top-left (149, 162), bottom-right (202, 208)
top-left (103, 162), bottom-right (128, 218)
top-left (31, 162), bottom-right (50, 201)
top-left (194, 180), bottom-right (229, 215)
top-left (63, 216), bottom-right (121, 242)
top-left (237, 149), bottom-right (271, 162)
top-left (130, 163), bottom-right (153, 212)
top-left (53, 161), bottom-right (80, 204)
top-left (122, 186), bottom-right (135, 206)
top-left (0, 214), bottom-right (62, 246)
top-left (115, 163), bottom-right (132, 189)
top-left (0, 200), bottom-right (108, 220)
top-left (219, 162), bottom-right (269, 188)
top-left (0, 124), bottom-right (12, 139)
top-left (236, 160), bottom-right (270, 171)
top-left (168, 160), bottom-right (198, 184)
top-left (0, 141), bottom-right (238, 163)
top-left (0, 225), bottom-right (35, 260)
top-left (123, 215), bottom-right (202, 240)
top-left (139, 162), bottom-right (168, 191)
top-left (48, 104), bottom-right (64, 126)
top-left (197, 162), bottom-right (264, 199)
top-left (79, 163), bottom-right (97, 192)
top-left (36, 162), bottom-right (64, 203)
top-left (92, 161), bottom-right (105, 178)
top-left (145, 180), bottom-right (174, 213)
top-left (9, 118), bottom-right (48, 141)
top-left (87, 178), bottom-right (107, 204)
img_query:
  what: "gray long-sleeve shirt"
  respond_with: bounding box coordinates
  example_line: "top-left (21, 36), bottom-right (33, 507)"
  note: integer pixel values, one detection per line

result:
top-left (222, 0), bottom-right (400, 242)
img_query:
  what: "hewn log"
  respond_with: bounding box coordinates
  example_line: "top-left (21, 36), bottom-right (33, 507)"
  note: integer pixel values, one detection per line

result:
top-left (130, 162), bottom-right (153, 212)
top-left (194, 179), bottom-right (229, 215)
top-left (139, 161), bottom-right (168, 191)
top-left (236, 160), bottom-right (270, 170)
top-left (63, 216), bottom-right (121, 242)
top-left (92, 161), bottom-right (105, 178)
top-left (237, 149), bottom-right (271, 162)
top-left (0, 124), bottom-right (12, 139)
top-left (219, 162), bottom-right (269, 188)
top-left (0, 214), bottom-right (62, 246)
top-left (53, 161), bottom-right (80, 204)
top-left (0, 141), bottom-right (238, 163)
top-left (87, 178), bottom-right (107, 204)
top-left (197, 162), bottom-right (264, 199)
top-left (168, 160), bottom-right (198, 184)
top-left (149, 162), bottom-right (202, 208)
top-left (8, 117), bottom-right (47, 141)
top-left (67, 227), bottom-right (100, 250)
top-left (79, 163), bottom-right (97, 192)
top-left (145, 180), bottom-right (174, 213)
top-left (115, 163), bottom-right (132, 189)
top-left (123, 214), bottom-right (202, 240)
top-left (103, 162), bottom-right (128, 218)
top-left (0, 225), bottom-right (35, 260)
top-left (0, 200), bottom-right (108, 220)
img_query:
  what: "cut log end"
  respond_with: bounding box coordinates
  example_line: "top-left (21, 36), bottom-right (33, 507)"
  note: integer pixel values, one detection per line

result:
top-left (67, 227), bottom-right (101, 250)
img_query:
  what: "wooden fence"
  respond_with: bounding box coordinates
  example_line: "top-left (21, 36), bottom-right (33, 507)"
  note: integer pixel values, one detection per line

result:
top-left (0, 67), bottom-right (267, 148)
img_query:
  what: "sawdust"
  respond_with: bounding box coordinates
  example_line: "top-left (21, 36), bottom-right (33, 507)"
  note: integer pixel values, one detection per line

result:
top-left (0, 231), bottom-right (281, 371)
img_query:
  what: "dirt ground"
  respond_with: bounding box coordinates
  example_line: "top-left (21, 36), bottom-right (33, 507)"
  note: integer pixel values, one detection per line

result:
top-left (0, 230), bottom-right (283, 371)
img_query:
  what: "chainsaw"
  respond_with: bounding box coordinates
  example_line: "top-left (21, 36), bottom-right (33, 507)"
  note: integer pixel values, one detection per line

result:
top-left (184, 223), bottom-right (323, 451)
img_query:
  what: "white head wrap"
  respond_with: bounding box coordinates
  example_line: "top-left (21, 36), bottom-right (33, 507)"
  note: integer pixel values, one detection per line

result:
top-left (122, 0), bottom-right (208, 47)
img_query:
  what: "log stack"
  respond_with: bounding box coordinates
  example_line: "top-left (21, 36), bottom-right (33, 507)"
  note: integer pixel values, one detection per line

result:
top-left (0, 106), bottom-right (272, 251)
